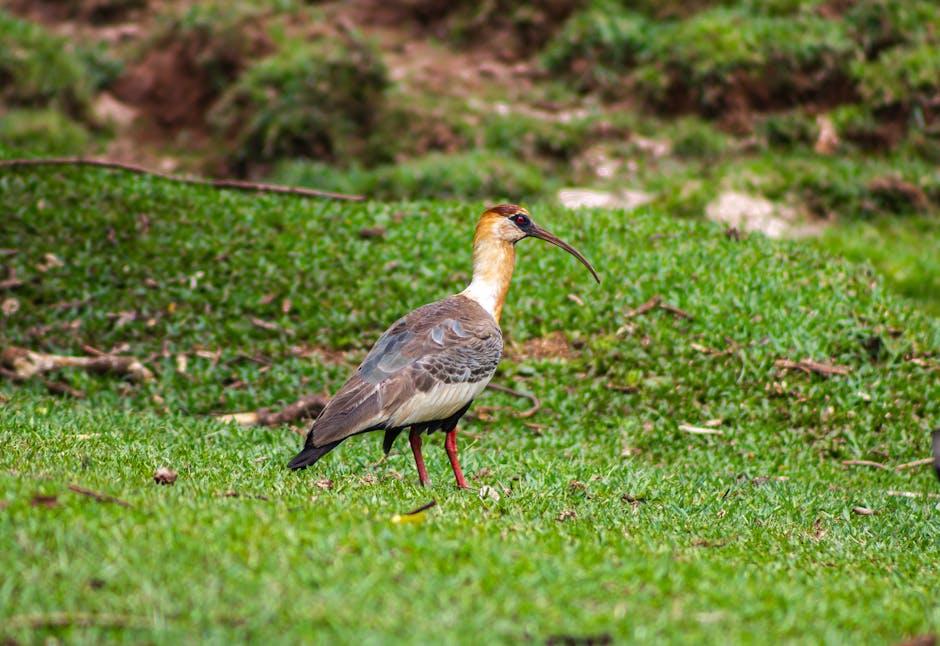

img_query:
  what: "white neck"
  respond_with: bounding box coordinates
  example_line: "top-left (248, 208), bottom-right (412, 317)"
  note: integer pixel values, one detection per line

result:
top-left (460, 276), bottom-right (502, 320)
top-left (458, 237), bottom-right (515, 323)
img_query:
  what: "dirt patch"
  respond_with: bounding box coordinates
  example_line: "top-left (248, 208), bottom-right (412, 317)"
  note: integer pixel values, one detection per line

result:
top-left (348, 0), bottom-right (582, 59)
top-left (111, 23), bottom-right (272, 133)
top-left (508, 331), bottom-right (579, 361)
top-left (7, 0), bottom-right (147, 26)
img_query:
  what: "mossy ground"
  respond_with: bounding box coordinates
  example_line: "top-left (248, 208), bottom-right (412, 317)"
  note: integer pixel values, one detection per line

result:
top-left (1, 167), bottom-right (938, 643)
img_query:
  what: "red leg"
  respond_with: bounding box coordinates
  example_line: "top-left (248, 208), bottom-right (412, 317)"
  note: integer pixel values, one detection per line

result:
top-left (445, 427), bottom-right (470, 489)
top-left (409, 429), bottom-right (430, 487)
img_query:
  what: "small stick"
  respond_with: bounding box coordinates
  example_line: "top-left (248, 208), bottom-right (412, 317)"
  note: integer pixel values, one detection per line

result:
top-left (486, 383), bottom-right (541, 418)
top-left (678, 423), bottom-right (723, 435)
top-left (775, 358), bottom-right (850, 377)
top-left (625, 295), bottom-right (692, 320)
top-left (625, 296), bottom-right (661, 318)
top-left (6, 612), bottom-right (147, 629)
top-left (216, 394), bottom-right (329, 427)
top-left (841, 459), bottom-right (888, 470)
top-left (894, 458), bottom-right (934, 471)
top-left (659, 302), bottom-right (692, 319)
top-left (68, 484), bottom-right (132, 508)
top-left (0, 157), bottom-right (364, 201)
top-left (402, 500), bottom-right (437, 516)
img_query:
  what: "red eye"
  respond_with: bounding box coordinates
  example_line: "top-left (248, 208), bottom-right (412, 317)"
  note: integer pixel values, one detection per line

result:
top-left (513, 214), bottom-right (529, 226)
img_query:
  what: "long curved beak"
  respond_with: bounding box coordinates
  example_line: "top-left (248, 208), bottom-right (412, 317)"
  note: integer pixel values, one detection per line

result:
top-left (528, 224), bottom-right (600, 283)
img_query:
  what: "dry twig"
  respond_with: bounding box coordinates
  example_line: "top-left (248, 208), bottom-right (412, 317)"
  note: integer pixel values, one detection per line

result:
top-left (841, 459), bottom-right (888, 470)
top-left (6, 612), bottom-right (147, 629)
top-left (895, 458), bottom-right (934, 471)
top-left (486, 382), bottom-right (541, 418)
top-left (678, 423), bottom-right (724, 436)
top-left (625, 295), bottom-right (692, 320)
top-left (0, 157), bottom-right (364, 201)
top-left (68, 484), bottom-right (132, 507)
top-left (775, 358), bottom-right (850, 377)
top-left (216, 394), bottom-right (329, 427)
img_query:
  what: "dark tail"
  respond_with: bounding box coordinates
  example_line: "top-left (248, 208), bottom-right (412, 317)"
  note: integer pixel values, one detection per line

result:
top-left (287, 437), bottom-right (343, 470)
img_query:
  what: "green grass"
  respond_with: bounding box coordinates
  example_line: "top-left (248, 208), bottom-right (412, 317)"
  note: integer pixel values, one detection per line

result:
top-left (2, 167), bottom-right (940, 644)
top-left (818, 215), bottom-right (940, 316)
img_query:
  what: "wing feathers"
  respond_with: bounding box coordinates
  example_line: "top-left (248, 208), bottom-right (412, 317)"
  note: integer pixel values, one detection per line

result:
top-left (303, 295), bottom-right (502, 448)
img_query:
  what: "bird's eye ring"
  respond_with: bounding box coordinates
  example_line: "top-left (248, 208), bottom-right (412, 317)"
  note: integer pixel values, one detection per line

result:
top-left (513, 214), bottom-right (529, 226)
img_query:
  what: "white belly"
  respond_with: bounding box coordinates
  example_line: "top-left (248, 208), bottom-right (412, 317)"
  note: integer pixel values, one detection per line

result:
top-left (387, 378), bottom-right (491, 427)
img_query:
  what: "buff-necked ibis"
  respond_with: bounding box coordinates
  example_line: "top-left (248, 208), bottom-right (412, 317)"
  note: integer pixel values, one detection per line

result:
top-left (288, 204), bottom-right (599, 488)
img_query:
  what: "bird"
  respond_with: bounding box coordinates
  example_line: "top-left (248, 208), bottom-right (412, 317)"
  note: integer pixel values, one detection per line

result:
top-left (288, 204), bottom-right (599, 488)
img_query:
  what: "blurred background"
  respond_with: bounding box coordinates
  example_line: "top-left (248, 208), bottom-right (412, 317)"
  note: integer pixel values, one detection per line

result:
top-left (1, 0), bottom-right (938, 313)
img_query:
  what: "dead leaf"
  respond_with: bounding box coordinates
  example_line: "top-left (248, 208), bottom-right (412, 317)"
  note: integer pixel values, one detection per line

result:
top-left (153, 467), bottom-right (178, 485)
top-left (359, 226), bottom-right (386, 239)
top-left (31, 494), bottom-right (59, 508)
top-left (556, 509), bottom-right (577, 522)
top-left (852, 506), bottom-right (876, 516)
top-left (479, 485), bottom-right (500, 502)
top-left (36, 253), bottom-right (64, 272)
top-left (315, 478), bottom-right (333, 490)
top-left (1, 298), bottom-right (19, 316)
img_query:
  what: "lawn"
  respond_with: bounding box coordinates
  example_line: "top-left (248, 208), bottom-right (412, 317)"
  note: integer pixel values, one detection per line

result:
top-left (1, 166), bottom-right (939, 644)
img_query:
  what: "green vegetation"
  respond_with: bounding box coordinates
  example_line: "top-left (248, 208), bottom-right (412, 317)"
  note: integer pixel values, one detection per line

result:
top-left (819, 215), bottom-right (940, 316)
top-left (2, 166), bottom-right (939, 643)
top-left (0, 109), bottom-right (91, 156)
top-left (274, 151), bottom-right (551, 202)
top-left (0, 10), bottom-right (93, 116)
top-left (210, 31), bottom-right (389, 169)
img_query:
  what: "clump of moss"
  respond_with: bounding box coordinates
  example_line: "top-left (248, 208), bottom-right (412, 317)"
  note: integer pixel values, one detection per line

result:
top-left (0, 108), bottom-right (91, 156)
top-left (209, 32), bottom-right (389, 171)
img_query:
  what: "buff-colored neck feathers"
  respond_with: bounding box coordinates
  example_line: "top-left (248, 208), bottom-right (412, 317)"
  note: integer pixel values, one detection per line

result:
top-left (460, 211), bottom-right (517, 323)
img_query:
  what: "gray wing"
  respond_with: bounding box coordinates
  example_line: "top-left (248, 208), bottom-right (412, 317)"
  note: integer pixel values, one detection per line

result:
top-left (307, 295), bottom-right (502, 447)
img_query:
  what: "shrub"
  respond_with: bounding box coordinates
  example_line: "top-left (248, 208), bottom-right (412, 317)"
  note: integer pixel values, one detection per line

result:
top-left (844, 0), bottom-right (940, 56)
top-left (209, 32), bottom-right (389, 170)
top-left (852, 43), bottom-right (940, 110)
top-left (0, 10), bottom-right (91, 116)
top-left (635, 8), bottom-right (855, 113)
top-left (541, 2), bottom-right (653, 96)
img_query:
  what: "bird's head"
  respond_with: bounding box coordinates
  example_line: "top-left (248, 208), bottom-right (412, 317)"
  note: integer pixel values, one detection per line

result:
top-left (477, 204), bottom-right (600, 283)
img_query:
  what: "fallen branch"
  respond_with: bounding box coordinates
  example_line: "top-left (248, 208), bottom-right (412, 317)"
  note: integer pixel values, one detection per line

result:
top-left (775, 358), bottom-right (850, 377)
top-left (68, 484), bottom-right (132, 508)
top-left (486, 383), bottom-right (542, 418)
top-left (0, 157), bottom-right (364, 201)
top-left (216, 394), bottom-right (329, 427)
top-left (1, 346), bottom-right (153, 382)
top-left (841, 459), bottom-right (887, 470)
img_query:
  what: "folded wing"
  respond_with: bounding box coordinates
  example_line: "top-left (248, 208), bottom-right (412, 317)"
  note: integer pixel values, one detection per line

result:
top-left (305, 295), bottom-right (502, 448)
